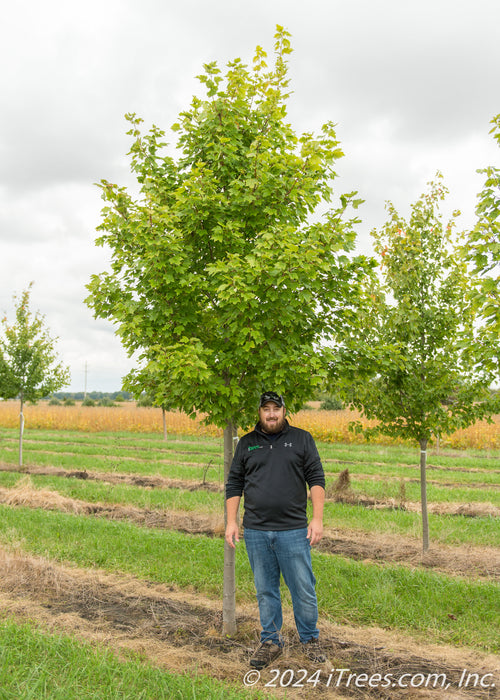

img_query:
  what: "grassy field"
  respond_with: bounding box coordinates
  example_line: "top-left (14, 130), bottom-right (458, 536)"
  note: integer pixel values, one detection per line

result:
top-left (0, 619), bottom-right (262, 700)
top-left (0, 408), bottom-right (498, 698)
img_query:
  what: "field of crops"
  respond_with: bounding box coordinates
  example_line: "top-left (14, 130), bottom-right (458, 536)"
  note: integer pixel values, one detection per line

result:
top-left (1, 400), bottom-right (499, 449)
top-left (0, 405), bottom-right (498, 699)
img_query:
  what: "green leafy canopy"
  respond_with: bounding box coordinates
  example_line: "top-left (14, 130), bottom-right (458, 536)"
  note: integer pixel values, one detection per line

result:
top-left (0, 285), bottom-right (70, 403)
top-left (335, 174), bottom-right (499, 445)
top-left (464, 113), bottom-right (500, 375)
top-left (86, 27), bottom-right (372, 429)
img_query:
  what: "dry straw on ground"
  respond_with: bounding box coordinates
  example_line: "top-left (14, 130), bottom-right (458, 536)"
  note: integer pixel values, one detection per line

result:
top-left (0, 545), bottom-right (498, 700)
top-left (1, 476), bottom-right (498, 580)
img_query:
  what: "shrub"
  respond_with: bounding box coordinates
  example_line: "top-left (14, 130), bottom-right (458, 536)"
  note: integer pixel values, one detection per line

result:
top-left (137, 394), bottom-right (154, 407)
top-left (320, 396), bottom-right (344, 411)
top-left (98, 397), bottom-right (116, 407)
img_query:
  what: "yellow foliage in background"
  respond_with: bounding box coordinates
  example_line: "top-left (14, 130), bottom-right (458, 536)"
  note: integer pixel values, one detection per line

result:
top-left (0, 401), bottom-right (498, 449)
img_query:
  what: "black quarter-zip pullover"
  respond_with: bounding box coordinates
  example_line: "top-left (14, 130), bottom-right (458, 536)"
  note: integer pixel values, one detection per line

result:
top-left (225, 420), bottom-right (325, 530)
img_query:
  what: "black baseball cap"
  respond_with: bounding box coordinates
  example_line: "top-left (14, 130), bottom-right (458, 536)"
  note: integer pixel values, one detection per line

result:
top-left (259, 391), bottom-right (285, 408)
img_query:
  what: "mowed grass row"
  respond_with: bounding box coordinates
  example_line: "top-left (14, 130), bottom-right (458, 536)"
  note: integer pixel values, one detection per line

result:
top-left (2, 439), bottom-right (500, 489)
top-left (0, 619), bottom-right (261, 700)
top-left (4, 428), bottom-right (500, 470)
top-left (1, 449), bottom-right (497, 509)
top-left (1, 449), bottom-right (497, 506)
top-left (0, 470), bottom-right (498, 547)
top-left (1, 429), bottom-right (499, 497)
top-left (0, 428), bottom-right (498, 547)
top-left (0, 504), bottom-right (498, 653)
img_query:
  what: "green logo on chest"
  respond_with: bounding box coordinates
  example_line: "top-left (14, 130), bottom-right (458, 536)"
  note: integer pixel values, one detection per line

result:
top-left (248, 445), bottom-right (263, 452)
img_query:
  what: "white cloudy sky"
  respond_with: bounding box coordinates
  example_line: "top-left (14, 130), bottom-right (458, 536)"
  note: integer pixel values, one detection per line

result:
top-left (1, 0), bottom-right (498, 392)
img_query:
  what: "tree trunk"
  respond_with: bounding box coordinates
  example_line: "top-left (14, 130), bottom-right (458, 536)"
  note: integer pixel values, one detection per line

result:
top-left (19, 395), bottom-right (24, 468)
top-left (419, 438), bottom-right (429, 552)
top-left (223, 420), bottom-right (238, 636)
top-left (162, 408), bottom-right (167, 441)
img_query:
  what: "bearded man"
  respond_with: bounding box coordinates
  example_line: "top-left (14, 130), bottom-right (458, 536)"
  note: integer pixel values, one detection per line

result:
top-left (225, 391), bottom-right (326, 669)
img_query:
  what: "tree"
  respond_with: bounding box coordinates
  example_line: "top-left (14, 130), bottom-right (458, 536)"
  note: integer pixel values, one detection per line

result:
top-left (465, 114), bottom-right (500, 376)
top-left (335, 176), bottom-right (499, 552)
top-left (86, 27), bottom-right (371, 632)
top-left (0, 285), bottom-right (70, 466)
top-left (126, 370), bottom-right (175, 440)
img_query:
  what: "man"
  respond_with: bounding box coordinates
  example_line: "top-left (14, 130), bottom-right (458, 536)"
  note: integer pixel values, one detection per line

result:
top-left (225, 391), bottom-right (326, 669)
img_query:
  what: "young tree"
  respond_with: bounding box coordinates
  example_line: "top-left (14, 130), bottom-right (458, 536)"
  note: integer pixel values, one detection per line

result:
top-left (86, 28), bottom-right (371, 632)
top-left (465, 114), bottom-right (500, 376)
top-left (335, 176), bottom-right (499, 552)
top-left (133, 373), bottom-right (175, 440)
top-left (0, 285), bottom-right (70, 466)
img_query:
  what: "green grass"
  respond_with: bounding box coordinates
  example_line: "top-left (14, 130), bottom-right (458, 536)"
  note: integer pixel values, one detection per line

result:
top-left (325, 463), bottom-right (500, 486)
top-left (0, 469), bottom-right (497, 547)
top-left (0, 505), bottom-right (230, 594)
top-left (0, 446), bottom-right (223, 483)
top-left (314, 554), bottom-right (500, 652)
top-left (1, 429), bottom-right (223, 455)
top-left (1, 427), bottom-right (498, 698)
top-left (318, 442), bottom-right (500, 469)
top-left (3, 426), bottom-right (499, 478)
top-left (0, 619), bottom-right (263, 700)
top-left (334, 476), bottom-right (500, 505)
top-left (2, 428), bottom-right (500, 501)
top-left (321, 501), bottom-right (500, 546)
top-left (1, 428), bottom-right (222, 451)
top-left (11, 440), bottom-right (221, 465)
top-left (0, 505), bottom-right (498, 653)
top-left (0, 470), bottom-right (223, 514)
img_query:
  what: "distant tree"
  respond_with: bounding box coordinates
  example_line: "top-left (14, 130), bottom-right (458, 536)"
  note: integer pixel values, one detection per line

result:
top-left (86, 28), bottom-right (372, 632)
top-left (335, 176), bottom-right (499, 552)
top-left (464, 114), bottom-right (500, 377)
top-left (0, 285), bottom-right (70, 466)
top-left (125, 370), bottom-right (175, 441)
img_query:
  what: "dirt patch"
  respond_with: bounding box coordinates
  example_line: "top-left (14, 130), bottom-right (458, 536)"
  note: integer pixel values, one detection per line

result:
top-left (0, 547), bottom-right (497, 699)
top-left (0, 479), bottom-right (498, 581)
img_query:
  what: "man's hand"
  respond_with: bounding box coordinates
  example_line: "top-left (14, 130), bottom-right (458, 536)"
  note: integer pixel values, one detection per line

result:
top-left (307, 517), bottom-right (323, 546)
top-left (308, 485), bottom-right (324, 546)
top-left (225, 522), bottom-right (240, 549)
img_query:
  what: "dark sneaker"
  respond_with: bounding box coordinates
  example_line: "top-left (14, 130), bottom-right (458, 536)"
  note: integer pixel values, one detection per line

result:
top-left (250, 641), bottom-right (283, 669)
top-left (302, 638), bottom-right (327, 663)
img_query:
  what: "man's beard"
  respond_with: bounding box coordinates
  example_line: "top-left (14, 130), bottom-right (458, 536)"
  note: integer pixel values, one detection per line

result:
top-left (261, 415), bottom-right (286, 434)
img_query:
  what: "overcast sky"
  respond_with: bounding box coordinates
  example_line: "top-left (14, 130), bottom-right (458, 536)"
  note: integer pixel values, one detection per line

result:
top-left (1, 0), bottom-right (498, 392)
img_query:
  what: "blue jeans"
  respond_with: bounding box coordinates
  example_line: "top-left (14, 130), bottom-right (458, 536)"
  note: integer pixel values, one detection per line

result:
top-left (244, 527), bottom-right (319, 646)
